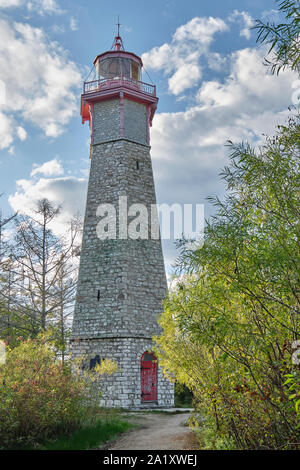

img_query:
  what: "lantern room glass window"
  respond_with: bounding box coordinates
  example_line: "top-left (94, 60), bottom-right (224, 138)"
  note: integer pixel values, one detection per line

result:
top-left (131, 61), bottom-right (139, 80)
top-left (97, 57), bottom-right (141, 81)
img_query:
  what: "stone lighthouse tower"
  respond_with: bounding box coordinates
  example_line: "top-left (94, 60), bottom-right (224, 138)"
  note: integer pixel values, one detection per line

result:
top-left (71, 31), bottom-right (174, 408)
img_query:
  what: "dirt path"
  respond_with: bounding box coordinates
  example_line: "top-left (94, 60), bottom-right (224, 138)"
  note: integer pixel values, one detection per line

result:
top-left (106, 412), bottom-right (198, 450)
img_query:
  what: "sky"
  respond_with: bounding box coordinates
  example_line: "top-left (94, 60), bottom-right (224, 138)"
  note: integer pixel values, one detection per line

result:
top-left (0, 0), bottom-right (297, 276)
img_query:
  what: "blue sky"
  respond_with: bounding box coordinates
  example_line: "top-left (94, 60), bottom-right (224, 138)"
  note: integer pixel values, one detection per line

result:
top-left (0, 0), bottom-right (297, 273)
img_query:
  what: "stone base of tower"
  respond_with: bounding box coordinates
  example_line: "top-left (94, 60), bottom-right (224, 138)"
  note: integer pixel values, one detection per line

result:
top-left (71, 337), bottom-right (174, 409)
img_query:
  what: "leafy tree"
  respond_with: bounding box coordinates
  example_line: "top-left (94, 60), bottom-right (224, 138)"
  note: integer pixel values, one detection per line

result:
top-left (0, 199), bottom-right (81, 353)
top-left (0, 194), bottom-right (17, 260)
top-left (254, 0), bottom-right (300, 74)
top-left (0, 257), bottom-right (33, 345)
top-left (155, 117), bottom-right (300, 449)
top-left (0, 198), bottom-right (20, 344)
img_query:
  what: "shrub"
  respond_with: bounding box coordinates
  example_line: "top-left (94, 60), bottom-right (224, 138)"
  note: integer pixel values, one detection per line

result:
top-left (0, 335), bottom-right (116, 448)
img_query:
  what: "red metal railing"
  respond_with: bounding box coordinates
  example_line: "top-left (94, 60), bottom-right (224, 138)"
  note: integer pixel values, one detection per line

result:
top-left (83, 77), bottom-right (156, 97)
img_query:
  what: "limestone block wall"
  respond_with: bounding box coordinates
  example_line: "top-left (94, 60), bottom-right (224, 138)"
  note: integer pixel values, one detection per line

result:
top-left (123, 99), bottom-right (147, 144)
top-left (71, 96), bottom-right (174, 408)
top-left (71, 138), bottom-right (166, 340)
top-left (92, 99), bottom-right (120, 144)
top-left (71, 337), bottom-right (174, 408)
top-left (92, 98), bottom-right (148, 146)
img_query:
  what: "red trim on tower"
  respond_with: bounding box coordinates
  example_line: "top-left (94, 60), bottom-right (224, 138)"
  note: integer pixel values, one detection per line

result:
top-left (81, 96), bottom-right (90, 124)
top-left (90, 103), bottom-right (94, 144)
top-left (120, 91), bottom-right (125, 137)
top-left (146, 105), bottom-right (150, 145)
top-left (81, 82), bottom-right (158, 127)
top-left (149, 103), bottom-right (157, 127)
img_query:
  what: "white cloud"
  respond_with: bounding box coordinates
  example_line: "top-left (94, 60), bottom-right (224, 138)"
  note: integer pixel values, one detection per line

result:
top-left (0, 0), bottom-right (64, 14)
top-left (228, 10), bottom-right (254, 40)
top-left (197, 48), bottom-right (295, 113)
top-left (173, 16), bottom-right (229, 44)
top-left (168, 64), bottom-right (201, 95)
top-left (0, 0), bottom-right (22, 7)
top-left (17, 126), bottom-right (27, 141)
top-left (0, 18), bottom-right (81, 147)
top-left (150, 46), bottom-right (296, 209)
top-left (206, 52), bottom-right (227, 72)
top-left (31, 159), bottom-right (64, 177)
top-left (0, 112), bottom-right (13, 149)
top-left (142, 43), bottom-right (173, 72)
top-left (9, 173), bottom-right (87, 236)
top-left (142, 16), bottom-right (228, 94)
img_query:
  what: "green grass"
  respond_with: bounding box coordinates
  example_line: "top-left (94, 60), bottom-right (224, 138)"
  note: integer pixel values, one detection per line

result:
top-left (30, 417), bottom-right (132, 450)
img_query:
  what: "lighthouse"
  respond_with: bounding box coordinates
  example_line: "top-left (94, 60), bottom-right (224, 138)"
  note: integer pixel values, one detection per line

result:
top-left (70, 30), bottom-right (174, 408)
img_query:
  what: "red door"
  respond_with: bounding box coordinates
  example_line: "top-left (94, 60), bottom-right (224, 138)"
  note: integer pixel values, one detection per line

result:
top-left (141, 352), bottom-right (157, 402)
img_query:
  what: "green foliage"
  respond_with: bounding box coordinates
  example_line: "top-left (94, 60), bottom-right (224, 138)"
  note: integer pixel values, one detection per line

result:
top-left (0, 335), bottom-right (117, 448)
top-left (155, 116), bottom-right (300, 449)
top-left (174, 382), bottom-right (193, 408)
top-left (254, 0), bottom-right (300, 74)
top-left (32, 416), bottom-right (131, 450)
top-left (190, 411), bottom-right (236, 450)
top-left (284, 371), bottom-right (300, 427)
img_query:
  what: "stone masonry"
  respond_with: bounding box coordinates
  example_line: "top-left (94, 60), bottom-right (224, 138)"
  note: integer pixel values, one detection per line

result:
top-left (71, 96), bottom-right (174, 408)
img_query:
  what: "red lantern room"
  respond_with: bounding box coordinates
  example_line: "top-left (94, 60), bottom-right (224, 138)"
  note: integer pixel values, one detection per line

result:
top-left (80, 31), bottom-right (158, 146)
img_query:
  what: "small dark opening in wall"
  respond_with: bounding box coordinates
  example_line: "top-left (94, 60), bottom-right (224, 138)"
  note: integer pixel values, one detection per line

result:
top-left (90, 355), bottom-right (101, 370)
top-left (82, 355), bottom-right (104, 371)
top-left (136, 161), bottom-right (140, 170)
top-left (97, 290), bottom-right (100, 301)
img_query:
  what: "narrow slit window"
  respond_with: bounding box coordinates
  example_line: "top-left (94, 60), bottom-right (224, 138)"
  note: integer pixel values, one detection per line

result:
top-left (97, 290), bottom-right (100, 301)
top-left (136, 161), bottom-right (139, 170)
